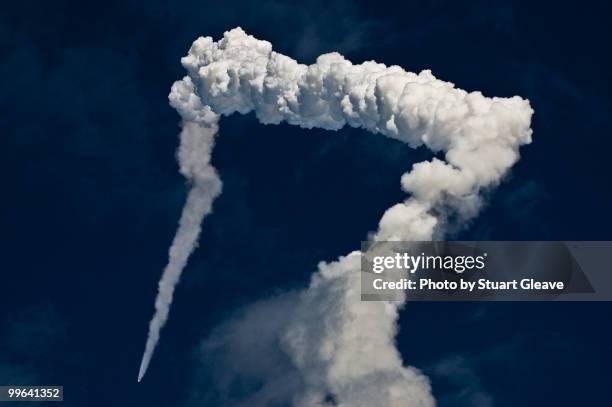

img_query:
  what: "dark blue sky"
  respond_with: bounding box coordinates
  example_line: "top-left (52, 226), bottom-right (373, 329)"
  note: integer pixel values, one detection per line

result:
top-left (1, 0), bottom-right (611, 406)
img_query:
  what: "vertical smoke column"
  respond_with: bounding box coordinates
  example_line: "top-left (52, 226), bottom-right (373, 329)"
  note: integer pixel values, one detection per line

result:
top-left (138, 112), bottom-right (222, 382)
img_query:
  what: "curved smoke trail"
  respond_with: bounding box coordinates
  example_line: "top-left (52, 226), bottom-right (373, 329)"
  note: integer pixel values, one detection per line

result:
top-left (138, 28), bottom-right (533, 404)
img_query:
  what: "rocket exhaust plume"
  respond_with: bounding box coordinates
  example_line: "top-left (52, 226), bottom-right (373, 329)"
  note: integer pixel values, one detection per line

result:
top-left (139, 27), bottom-right (533, 401)
top-left (138, 119), bottom-right (222, 381)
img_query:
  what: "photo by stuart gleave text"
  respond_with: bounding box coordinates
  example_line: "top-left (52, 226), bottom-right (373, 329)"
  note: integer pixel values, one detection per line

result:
top-left (361, 241), bottom-right (611, 301)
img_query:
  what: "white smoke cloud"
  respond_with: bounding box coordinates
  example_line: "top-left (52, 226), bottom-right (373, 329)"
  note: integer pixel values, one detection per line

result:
top-left (139, 27), bottom-right (533, 405)
top-left (138, 118), bottom-right (222, 382)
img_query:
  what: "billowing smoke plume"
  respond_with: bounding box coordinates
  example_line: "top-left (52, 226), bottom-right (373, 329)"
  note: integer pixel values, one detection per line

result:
top-left (139, 28), bottom-right (533, 405)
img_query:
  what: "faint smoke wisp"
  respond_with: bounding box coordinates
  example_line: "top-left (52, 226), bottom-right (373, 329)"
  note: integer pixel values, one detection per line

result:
top-left (139, 28), bottom-right (533, 405)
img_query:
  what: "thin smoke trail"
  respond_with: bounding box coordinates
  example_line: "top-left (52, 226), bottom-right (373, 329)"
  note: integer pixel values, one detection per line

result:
top-left (138, 120), bottom-right (221, 381)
